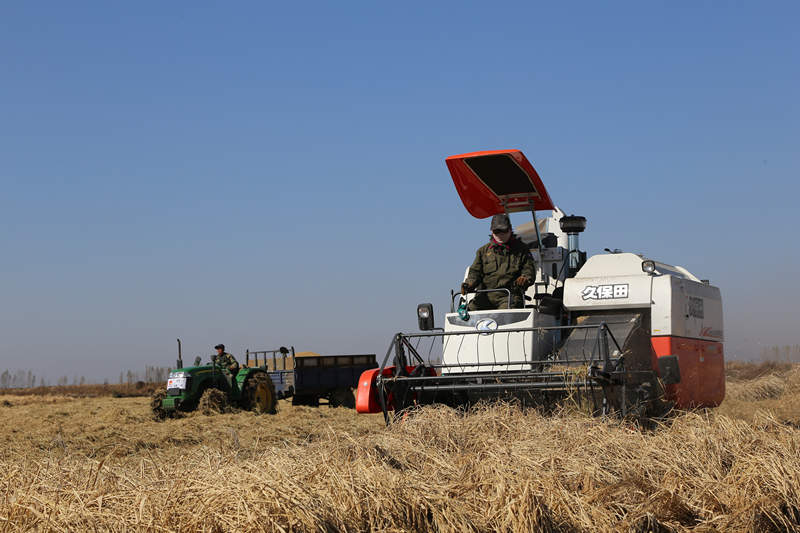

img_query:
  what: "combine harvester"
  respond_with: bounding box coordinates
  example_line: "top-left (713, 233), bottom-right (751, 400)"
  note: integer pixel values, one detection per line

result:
top-left (357, 149), bottom-right (724, 422)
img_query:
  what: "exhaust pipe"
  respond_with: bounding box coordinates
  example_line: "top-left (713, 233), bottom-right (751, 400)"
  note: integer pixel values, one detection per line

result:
top-left (176, 338), bottom-right (183, 369)
top-left (559, 215), bottom-right (587, 276)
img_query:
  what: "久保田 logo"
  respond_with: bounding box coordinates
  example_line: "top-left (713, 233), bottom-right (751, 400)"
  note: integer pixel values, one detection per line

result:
top-left (475, 318), bottom-right (498, 335)
top-left (581, 284), bottom-right (629, 300)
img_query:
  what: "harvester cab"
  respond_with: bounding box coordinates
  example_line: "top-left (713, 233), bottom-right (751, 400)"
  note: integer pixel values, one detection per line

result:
top-left (357, 149), bottom-right (725, 422)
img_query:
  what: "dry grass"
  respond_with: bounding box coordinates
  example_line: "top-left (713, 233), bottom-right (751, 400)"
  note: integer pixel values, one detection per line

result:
top-left (0, 364), bottom-right (798, 532)
top-left (718, 363), bottom-right (800, 424)
top-left (725, 360), bottom-right (796, 381)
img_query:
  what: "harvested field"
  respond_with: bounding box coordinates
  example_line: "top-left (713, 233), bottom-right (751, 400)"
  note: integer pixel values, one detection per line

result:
top-left (717, 362), bottom-right (800, 423)
top-left (1, 363), bottom-right (798, 532)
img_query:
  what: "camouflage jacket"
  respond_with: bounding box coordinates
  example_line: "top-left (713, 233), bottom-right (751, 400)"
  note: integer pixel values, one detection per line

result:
top-left (214, 352), bottom-right (239, 373)
top-left (465, 236), bottom-right (536, 309)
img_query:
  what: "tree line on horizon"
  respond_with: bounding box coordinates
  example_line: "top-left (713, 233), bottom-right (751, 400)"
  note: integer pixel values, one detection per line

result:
top-left (0, 366), bottom-right (172, 390)
top-left (758, 344), bottom-right (800, 363)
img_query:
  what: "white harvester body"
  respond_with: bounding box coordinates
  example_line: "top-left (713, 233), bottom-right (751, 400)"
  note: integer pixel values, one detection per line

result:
top-left (356, 149), bottom-right (725, 418)
top-left (441, 308), bottom-right (559, 374)
top-left (563, 253), bottom-right (723, 343)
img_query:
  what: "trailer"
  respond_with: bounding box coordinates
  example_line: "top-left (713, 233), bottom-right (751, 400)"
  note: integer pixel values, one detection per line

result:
top-left (246, 347), bottom-right (378, 408)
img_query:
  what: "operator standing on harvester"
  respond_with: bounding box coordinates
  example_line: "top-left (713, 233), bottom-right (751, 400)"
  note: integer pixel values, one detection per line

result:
top-left (461, 213), bottom-right (536, 310)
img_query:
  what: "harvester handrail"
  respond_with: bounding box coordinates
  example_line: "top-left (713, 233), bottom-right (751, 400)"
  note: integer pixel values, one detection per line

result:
top-left (372, 320), bottom-right (623, 424)
top-left (372, 320), bottom-right (634, 424)
top-left (378, 321), bottom-right (626, 373)
top-left (401, 358), bottom-right (614, 370)
top-left (393, 320), bottom-right (632, 341)
top-left (453, 288), bottom-right (512, 309)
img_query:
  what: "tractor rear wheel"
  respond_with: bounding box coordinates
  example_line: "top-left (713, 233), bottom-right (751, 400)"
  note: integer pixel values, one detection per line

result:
top-left (150, 387), bottom-right (168, 420)
top-left (242, 373), bottom-right (278, 414)
top-left (329, 388), bottom-right (355, 409)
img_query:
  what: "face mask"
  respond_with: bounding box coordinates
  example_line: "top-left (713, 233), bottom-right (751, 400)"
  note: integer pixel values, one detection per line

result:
top-left (492, 230), bottom-right (512, 244)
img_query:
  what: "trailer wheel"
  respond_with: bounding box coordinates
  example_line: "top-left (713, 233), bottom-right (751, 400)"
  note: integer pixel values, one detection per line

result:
top-left (242, 373), bottom-right (278, 414)
top-left (329, 388), bottom-right (355, 409)
top-left (292, 394), bottom-right (319, 407)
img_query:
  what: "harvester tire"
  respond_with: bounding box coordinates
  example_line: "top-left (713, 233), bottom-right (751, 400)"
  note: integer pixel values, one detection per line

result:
top-left (643, 379), bottom-right (675, 420)
top-left (198, 388), bottom-right (230, 415)
top-left (329, 388), bottom-right (355, 409)
top-left (241, 372), bottom-right (278, 414)
top-left (618, 379), bottom-right (674, 425)
top-left (150, 387), bottom-right (168, 421)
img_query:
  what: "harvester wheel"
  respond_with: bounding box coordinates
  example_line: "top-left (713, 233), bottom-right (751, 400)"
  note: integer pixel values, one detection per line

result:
top-left (242, 373), bottom-right (277, 414)
top-left (150, 387), bottom-right (168, 420)
top-left (329, 388), bottom-right (355, 409)
top-left (642, 380), bottom-right (675, 420)
top-left (198, 388), bottom-right (230, 415)
top-left (617, 380), bottom-right (674, 425)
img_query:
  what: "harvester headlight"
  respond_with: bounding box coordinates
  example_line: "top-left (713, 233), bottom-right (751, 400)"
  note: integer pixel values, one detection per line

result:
top-left (169, 371), bottom-right (189, 379)
top-left (417, 303), bottom-right (435, 331)
top-left (641, 260), bottom-right (656, 274)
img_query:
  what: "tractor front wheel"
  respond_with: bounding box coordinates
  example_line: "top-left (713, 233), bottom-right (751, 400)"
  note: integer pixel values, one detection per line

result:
top-left (198, 388), bottom-right (230, 415)
top-left (150, 387), bottom-right (168, 420)
top-left (242, 373), bottom-right (278, 414)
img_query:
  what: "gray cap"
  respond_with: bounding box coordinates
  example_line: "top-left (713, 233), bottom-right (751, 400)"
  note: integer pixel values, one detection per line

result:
top-left (490, 213), bottom-right (511, 231)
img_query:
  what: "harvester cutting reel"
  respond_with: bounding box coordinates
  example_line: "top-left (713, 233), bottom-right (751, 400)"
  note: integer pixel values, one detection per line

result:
top-left (359, 316), bottom-right (673, 425)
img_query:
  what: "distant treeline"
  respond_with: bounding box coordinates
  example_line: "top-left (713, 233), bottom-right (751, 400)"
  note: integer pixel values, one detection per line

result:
top-left (759, 345), bottom-right (800, 363)
top-left (0, 366), bottom-right (172, 390)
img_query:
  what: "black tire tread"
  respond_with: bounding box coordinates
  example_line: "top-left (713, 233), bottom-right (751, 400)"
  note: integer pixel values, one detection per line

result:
top-left (242, 372), bottom-right (278, 414)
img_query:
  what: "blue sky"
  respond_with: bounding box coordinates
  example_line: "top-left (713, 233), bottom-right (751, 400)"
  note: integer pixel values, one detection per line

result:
top-left (1, 2), bottom-right (798, 381)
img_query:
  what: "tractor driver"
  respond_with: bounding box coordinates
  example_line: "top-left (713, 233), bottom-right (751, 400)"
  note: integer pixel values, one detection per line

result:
top-left (461, 213), bottom-right (536, 311)
top-left (213, 344), bottom-right (240, 376)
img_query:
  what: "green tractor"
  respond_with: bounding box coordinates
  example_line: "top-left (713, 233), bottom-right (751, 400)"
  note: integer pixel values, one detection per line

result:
top-left (151, 339), bottom-right (277, 419)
